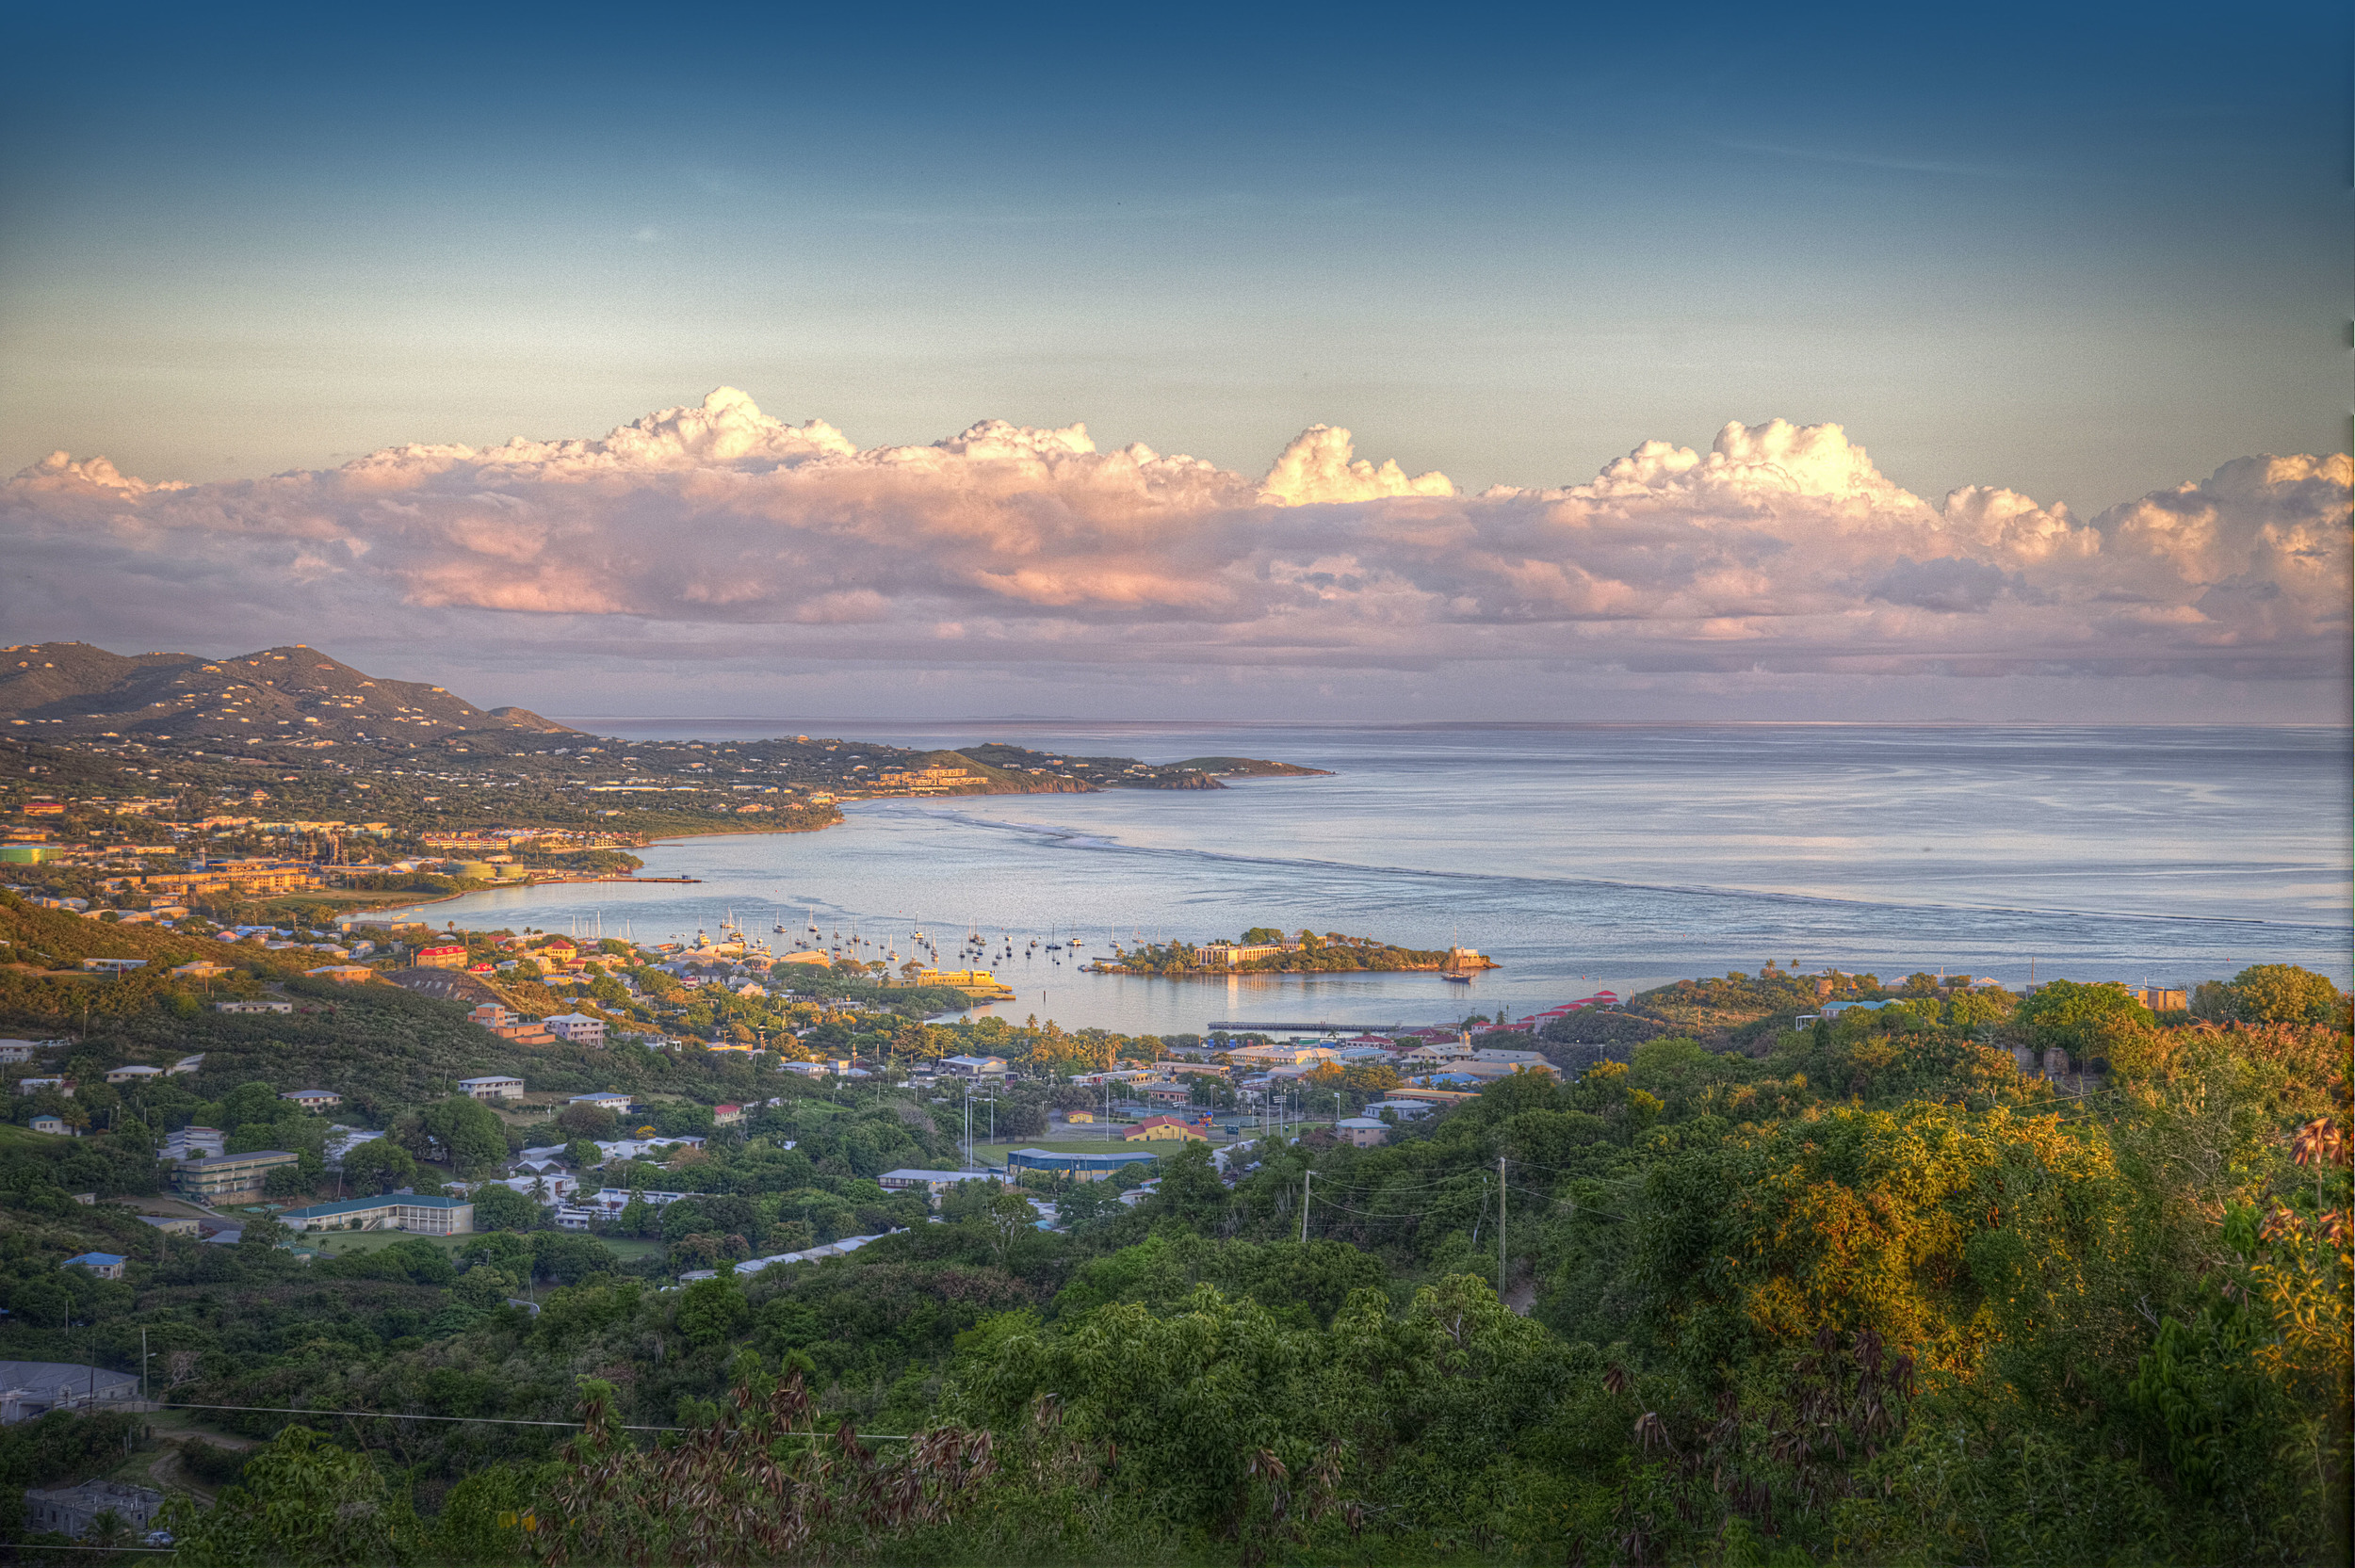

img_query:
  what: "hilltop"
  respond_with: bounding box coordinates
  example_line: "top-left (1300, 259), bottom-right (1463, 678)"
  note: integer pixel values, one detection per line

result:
top-left (0, 641), bottom-right (573, 749)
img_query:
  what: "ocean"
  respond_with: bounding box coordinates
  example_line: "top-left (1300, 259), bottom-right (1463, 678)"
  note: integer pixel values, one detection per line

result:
top-left (375, 724), bottom-right (2353, 1036)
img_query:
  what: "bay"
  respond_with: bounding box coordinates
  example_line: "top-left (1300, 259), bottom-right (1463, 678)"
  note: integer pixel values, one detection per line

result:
top-left (376, 724), bottom-right (2353, 1036)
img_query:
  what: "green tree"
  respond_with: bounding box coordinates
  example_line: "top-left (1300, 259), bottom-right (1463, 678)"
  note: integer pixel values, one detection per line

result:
top-left (422, 1094), bottom-right (510, 1176)
top-left (340, 1138), bottom-right (416, 1195)
top-left (2220, 963), bottom-right (2346, 1026)
top-left (470, 1183), bottom-right (540, 1232)
top-left (165, 1427), bottom-right (415, 1566)
top-left (674, 1274), bottom-right (750, 1346)
top-left (2016, 978), bottom-right (2152, 1053)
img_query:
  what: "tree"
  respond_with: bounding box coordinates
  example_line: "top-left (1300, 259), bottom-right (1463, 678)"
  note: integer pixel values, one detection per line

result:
top-left (422, 1094), bottom-right (510, 1176)
top-left (471, 1183), bottom-right (541, 1232)
top-left (2219, 963), bottom-right (2346, 1026)
top-left (674, 1274), bottom-right (749, 1346)
top-left (165, 1427), bottom-right (414, 1566)
top-left (2016, 978), bottom-right (2152, 1053)
top-left (341, 1139), bottom-right (416, 1195)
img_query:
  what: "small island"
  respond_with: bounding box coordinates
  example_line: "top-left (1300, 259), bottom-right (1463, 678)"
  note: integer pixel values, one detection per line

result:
top-left (1088, 926), bottom-right (1500, 977)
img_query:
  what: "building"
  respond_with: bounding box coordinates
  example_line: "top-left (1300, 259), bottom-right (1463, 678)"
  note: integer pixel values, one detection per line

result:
top-left (1142, 1081), bottom-right (1193, 1106)
top-left (1369, 1098), bottom-right (1435, 1121)
top-left (711, 1103), bottom-right (744, 1125)
top-left (917, 970), bottom-right (1017, 1001)
top-left (78, 958), bottom-right (148, 975)
top-left (105, 1064), bottom-right (163, 1086)
top-left (280, 1089), bottom-right (342, 1112)
top-left (571, 1091), bottom-right (633, 1112)
top-left (1197, 941), bottom-right (1293, 967)
top-left (468, 1003), bottom-right (513, 1029)
top-left (279, 1193), bottom-right (474, 1235)
top-left (1123, 1116), bottom-right (1208, 1142)
top-left (138, 1215), bottom-right (199, 1237)
top-left (23, 1481), bottom-right (164, 1538)
top-left (776, 949), bottom-right (832, 968)
top-left (456, 1075), bottom-right (524, 1102)
top-left (879, 1168), bottom-right (1000, 1201)
top-left (171, 961), bottom-right (233, 980)
top-left (158, 1126), bottom-right (226, 1161)
top-left (0, 1361), bottom-right (141, 1425)
top-left (215, 999), bottom-right (292, 1014)
top-left (1006, 1146), bottom-right (1162, 1180)
top-left (938, 1054), bottom-right (1010, 1080)
top-left (29, 1115), bottom-right (70, 1136)
top-left (304, 964), bottom-right (376, 983)
top-left (1335, 1117), bottom-right (1389, 1148)
top-left (16, 1076), bottom-right (72, 1097)
top-left (60, 1253), bottom-right (127, 1280)
top-left (543, 1011), bottom-right (606, 1046)
top-left (169, 1149), bottom-right (299, 1203)
top-left (415, 944), bottom-right (469, 969)
top-left (2138, 987), bottom-right (2188, 1011)
top-left (0, 1040), bottom-right (55, 1065)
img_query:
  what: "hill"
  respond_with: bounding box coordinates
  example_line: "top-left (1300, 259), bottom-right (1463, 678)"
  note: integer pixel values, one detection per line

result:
top-left (0, 641), bottom-right (576, 748)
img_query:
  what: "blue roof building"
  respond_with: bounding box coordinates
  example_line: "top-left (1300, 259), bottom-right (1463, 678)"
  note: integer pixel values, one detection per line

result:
top-left (1005, 1146), bottom-right (1161, 1181)
top-left (59, 1253), bottom-right (126, 1279)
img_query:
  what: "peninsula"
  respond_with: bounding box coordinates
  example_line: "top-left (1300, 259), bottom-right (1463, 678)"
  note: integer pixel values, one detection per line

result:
top-left (1088, 926), bottom-right (1501, 977)
top-left (0, 640), bottom-right (1326, 930)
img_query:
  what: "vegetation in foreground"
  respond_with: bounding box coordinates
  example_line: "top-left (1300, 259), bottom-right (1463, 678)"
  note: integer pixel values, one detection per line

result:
top-left (0, 956), bottom-right (2344, 1565)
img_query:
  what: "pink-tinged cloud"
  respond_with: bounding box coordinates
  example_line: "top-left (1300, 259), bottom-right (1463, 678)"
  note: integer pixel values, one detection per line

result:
top-left (3, 388), bottom-right (2347, 687)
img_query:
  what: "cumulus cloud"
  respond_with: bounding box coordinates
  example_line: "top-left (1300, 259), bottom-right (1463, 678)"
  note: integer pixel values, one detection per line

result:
top-left (2, 390), bottom-right (2346, 696)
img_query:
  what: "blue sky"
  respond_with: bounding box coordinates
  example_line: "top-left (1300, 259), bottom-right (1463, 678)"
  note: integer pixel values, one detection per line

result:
top-left (0, 1), bottom-right (2347, 721)
top-left (4, 1), bottom-right (2343, 509)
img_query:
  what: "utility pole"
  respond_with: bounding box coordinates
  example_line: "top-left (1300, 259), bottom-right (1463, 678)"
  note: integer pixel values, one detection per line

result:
top-left (1498, 1156), bottom-right (1507, 1301)
top-left (140, 1326), bottom-right (148, 1402)
top-left (1301, 1168), bottom-right (1311, 1244)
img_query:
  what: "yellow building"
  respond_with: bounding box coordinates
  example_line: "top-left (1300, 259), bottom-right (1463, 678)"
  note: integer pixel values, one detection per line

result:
top-left (916, 968), bottom-right (1015, 1001)
top-left (1123, 1116), bottom-right (1208, 1142)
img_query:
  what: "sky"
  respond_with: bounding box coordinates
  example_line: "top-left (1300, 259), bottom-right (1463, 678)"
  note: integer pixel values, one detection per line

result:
top-left (1, 1), bottom-right (2347, 723)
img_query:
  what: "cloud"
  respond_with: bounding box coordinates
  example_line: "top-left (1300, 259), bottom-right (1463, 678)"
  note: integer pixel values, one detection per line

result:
top-left (2, 390), bottom-right (2346, 702)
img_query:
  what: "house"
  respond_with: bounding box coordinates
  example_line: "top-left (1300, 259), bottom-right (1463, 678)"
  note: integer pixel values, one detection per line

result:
top-left (215, 999), bottom-right (292, 1014)
top-left (938, 1054), bottom-right (1010, 1080)
top-left (79, 958), bottom-right (148, 974)
top-left (23, 1481), bottom-right (164, 1538)
top-left (1006, 1147), bottom-right (1162, 1180)
top-left (169, 1149), bottom-right (299, 1203)
top-left (1123, 1116), bottom-right (1209, 1142)
top-left (280, 1089), bottom-right (342, 1112)
top-left (1142, 1081), bottom-right (1193, 1106)
top-left (171, 961), bottom-right (232, 980)
top-left (304, 964), bottom-right (376, 983)
top-left (711, 1103), bottom-right (744, 1125)
top-left (138, 1215), bottom-right (200, 1237)
top-left (159, 1126), bottom-right (226, 1161)
top-left (106, 1064), bottom-right (164, 1085)
top-left (60, 1253), bottom-right (127, 1280)
top-left (29, 1114), bottom-right (71, 1136)
top-left (543, 1012), bottom-right (606, 1046)
top-left (571, 1091), bottom-right (632, 1112)
top-left (1335, 1117), bottom-right (1389, 1148)
top-left (0, 1040), bottom-right (53, 1065)
top-left (279, 1193), bottom-right (474, 1235)
top-left (1369, 1098), bottom-right (1435, 1121)
top-left (456, 1075), bottom-right (524, 1103)
top-left (468, 1003), bottom-right (513, 1029)
top-left (415, 944), bottom-right (469, 969)
top-left (0, 1362), bottom-right (141, 1424)
top-left (15, 1076), bottom-right (72, 1097)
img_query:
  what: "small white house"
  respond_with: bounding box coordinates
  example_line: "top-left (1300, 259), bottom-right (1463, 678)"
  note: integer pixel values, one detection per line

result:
top-left (457, 1075), bottom-right (525, 1102)
top-left (106, 1065), bottom-right (165, 1085)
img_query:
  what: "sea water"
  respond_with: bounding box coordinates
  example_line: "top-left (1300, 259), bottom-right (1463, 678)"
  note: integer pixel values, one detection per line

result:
top-left (379, 724), bottom-right (2352, 1036)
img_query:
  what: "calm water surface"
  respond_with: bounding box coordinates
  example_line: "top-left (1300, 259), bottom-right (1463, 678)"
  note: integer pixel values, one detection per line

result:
top-left (379, 725), bottom-right (2352, 1035)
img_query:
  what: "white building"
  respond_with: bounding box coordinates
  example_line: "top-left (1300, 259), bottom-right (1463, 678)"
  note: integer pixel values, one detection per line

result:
top-left (544, 1012), bottom-right (607, 1046)
top-left (457, 1075), bottom-right (524, 1102)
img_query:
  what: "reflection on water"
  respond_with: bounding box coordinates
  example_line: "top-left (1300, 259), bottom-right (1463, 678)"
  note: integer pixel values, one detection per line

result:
top-left (376, 723), bottom-right (2352, 1034)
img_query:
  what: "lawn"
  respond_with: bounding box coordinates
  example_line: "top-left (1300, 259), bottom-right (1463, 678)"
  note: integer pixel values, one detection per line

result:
top-left (304, 1229), bottom-right (472, 1258)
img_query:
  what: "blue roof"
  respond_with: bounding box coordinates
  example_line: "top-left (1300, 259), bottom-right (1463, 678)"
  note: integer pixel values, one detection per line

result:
top-left (1006, 1146), bottom-right (1159, 1169)
top-left (62, 1253), bottom-right (125, 1267)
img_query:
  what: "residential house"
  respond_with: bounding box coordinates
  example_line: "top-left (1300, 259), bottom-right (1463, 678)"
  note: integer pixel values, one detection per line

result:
top-left (29, 1114), bottom-right (71, 1136)
top-left (170, 961), bottom-right (232, 980)
top-left (105, 1065), bottom-right (164, 1086)
top-left (1335, 1117), bottom-right (1389, 1148)
top-left (456, 1075), bottom-right (524, 1103)
top-left (15, 1076), bottom-right (72, 1097)
top-left (938, 1054), bottom-right (1010, 1080)
top-left (543, 1012), bottom-right (606, 1046)
top-left (0, 1040), bottom-right (54, 1065)
top-left (711, 1103), bottom-right (745, 1125)
top-left (878, 1169), bottom-right (999, 1201)
top-left (304, 964), bottom-right (376, 983)
top-left (280, 1089), bottom-right (342, 1112)
top-left (214, 999), bottom-right (292, 1014)
top-left (59, 1253), bottom-right (126, 1280)
top-left (137, 1215), bottom-right (200, 1237)
top-left (0, 1361), bottom-right (139, 1425)
top-left (158, 1126), bottom-right (226, 1161)
top-left (571, 1091), bottom-right (633, 1112)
